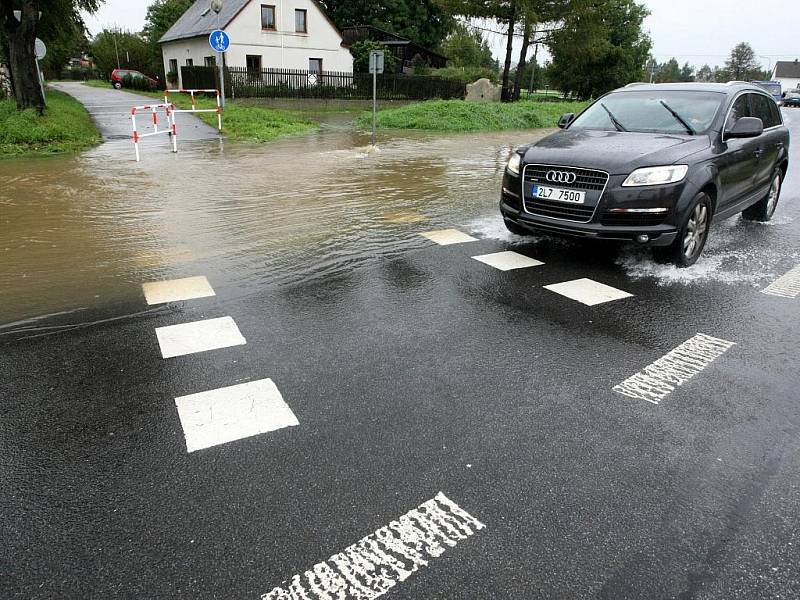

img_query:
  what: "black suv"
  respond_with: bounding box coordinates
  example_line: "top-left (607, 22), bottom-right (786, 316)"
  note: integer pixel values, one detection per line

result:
top-left (500, 83), bottom-right (790, 266)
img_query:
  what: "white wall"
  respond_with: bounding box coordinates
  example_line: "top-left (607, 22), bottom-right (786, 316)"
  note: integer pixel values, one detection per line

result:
top-left (161, 0), bottom-right (352, 87)
top-left (776, 78), bottom-right (800, 92)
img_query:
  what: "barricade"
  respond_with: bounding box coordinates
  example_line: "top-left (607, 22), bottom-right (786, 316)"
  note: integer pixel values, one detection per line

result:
top-left (164, 88), bottom-right (222, 132)
top-left (130, 103), bottom-right (177, 162)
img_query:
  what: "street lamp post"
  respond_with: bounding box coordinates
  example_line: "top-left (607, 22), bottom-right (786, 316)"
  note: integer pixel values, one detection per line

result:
top-left (211, 0), bottom-right (225, 108)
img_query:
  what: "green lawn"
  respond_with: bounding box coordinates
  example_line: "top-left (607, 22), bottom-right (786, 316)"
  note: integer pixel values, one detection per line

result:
top-left (81, 82), bottom-right (319, 143)
top-left (357, 99), bottom-right (590, 132)
top-left (0, 89), bottom-right (101, 157)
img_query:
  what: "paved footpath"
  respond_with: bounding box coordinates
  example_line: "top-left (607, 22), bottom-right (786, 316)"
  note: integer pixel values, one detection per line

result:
top-left (52, 81), bottom-right (220, 142)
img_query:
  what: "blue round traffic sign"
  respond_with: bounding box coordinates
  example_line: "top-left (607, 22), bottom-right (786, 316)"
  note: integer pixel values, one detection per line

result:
top-left (209, 29), bottom-right (230, 53)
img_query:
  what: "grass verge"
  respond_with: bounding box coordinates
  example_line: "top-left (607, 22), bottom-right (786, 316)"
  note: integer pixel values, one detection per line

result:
top-left (82, 82), bottom-right (319, 143)
top-left (357, 99), bottom-right (590, 132)
top-left (0, 89), bottom-right (101, 157)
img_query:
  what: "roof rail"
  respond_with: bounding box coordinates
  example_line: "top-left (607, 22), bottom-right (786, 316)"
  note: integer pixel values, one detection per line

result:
top-left (624, 82), bottom-right (649, 88)
top-left (725, 80), bottom-right (751, 86)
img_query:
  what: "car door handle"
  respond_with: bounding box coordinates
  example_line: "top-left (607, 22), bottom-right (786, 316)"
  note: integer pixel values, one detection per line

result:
top-left (753, 148), bottom-right (764, 158)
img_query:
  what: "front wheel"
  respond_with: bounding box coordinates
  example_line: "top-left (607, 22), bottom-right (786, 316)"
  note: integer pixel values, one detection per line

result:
top-left (112, 81), bottom-right (122, 89)
top-left (742, 170), bottom-right (782, 222)
top-left (653, 193), bottom-right (712, 267)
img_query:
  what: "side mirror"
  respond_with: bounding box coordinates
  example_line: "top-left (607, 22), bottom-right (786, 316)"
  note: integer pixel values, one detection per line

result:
top-left (725, 116), bottom-right (764, 139)
top-left (558, 113), bottom-right (575, 129)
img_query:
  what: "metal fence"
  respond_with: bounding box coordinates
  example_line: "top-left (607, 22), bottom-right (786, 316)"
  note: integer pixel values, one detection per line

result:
top-left (180, 66), bottom-right (465, 101)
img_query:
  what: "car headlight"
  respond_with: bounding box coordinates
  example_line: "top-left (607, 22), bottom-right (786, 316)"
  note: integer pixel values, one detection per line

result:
top-left (507, 153), bottom-right (521, 175)
top-left (622, 165), bottom-right (688, 187)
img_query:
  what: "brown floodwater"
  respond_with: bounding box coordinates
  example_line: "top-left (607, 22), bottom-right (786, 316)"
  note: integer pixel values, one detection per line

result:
top-left (0, 127), bottom-right (551, 332)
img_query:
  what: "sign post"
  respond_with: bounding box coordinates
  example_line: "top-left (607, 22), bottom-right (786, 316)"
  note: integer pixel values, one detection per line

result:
top-left (368, 50), bottom-right (384, 147)
top-left (208, 29), bottom-right (229, 108)
top-left (34, 38), bottom-right (46, 106)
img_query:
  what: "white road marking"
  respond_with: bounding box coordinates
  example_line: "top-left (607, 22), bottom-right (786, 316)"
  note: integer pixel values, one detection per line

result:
top-left (175, 378), bottom-right (298, 452)
top-left (419, 229), bottom-right (478, 245)
top-left (543, 278), bottom-right (633, 306)
top-left (261, 492), bottom-right (484, 600)
top-left (142, 275), bottom-right (216, 305)
top-left (471, 251), bottom-right (544, 271)
top-left (613, 333), bottom-right (736, 405)
top-left (761, 264), bottom-right (800, 298)
top-left (155, 316), bottom-right (246, 359)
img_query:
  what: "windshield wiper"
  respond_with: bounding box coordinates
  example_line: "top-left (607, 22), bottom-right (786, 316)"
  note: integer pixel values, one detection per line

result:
top-left (600, 103), bottom-right (628, 132)
top-left (659, 100), bottom-right (695, 135)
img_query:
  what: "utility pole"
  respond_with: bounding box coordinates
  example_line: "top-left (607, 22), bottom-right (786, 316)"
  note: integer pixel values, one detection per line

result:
top-left (113, 30), bottom-right (120, 69)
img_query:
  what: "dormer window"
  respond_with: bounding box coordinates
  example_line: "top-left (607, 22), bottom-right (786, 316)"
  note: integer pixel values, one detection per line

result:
top-left (261, 5), bottom-right (276, 30)
top-left (295, 9), bottom-right (307, 33)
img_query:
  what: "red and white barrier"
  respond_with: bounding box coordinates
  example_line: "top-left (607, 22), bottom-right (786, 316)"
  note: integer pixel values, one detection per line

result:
top-left (164, 88), bottom-right (223, 132)
top-left (130, 103), bottom-right (177, 162)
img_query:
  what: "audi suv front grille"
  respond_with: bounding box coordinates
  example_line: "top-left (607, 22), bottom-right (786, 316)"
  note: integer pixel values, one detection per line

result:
top-left (523, 165), bottom-right (609, 191)
top-left (522, 164), bottom-right (609, 223)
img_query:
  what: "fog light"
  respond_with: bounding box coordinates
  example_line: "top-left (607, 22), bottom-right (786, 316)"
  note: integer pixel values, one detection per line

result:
top-left (636, 234), bottom-right (650, 244)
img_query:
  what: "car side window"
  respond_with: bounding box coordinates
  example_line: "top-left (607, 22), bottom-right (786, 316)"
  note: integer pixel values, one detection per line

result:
top-left (768, 98), bottom-right (782, 127)
top-left (751, 94), bottom-right (779, 128)
top-left (725, 95), bottom-right (751, 131)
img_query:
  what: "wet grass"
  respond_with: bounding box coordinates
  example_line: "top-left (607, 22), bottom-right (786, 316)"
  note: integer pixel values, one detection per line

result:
top-left (357, 99), bottom-right (590, 132)
top-left (0, 89), bottom-right (101, 157)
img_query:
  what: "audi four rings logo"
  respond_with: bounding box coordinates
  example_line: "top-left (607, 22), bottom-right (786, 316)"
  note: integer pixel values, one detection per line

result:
top-left (546, 170), bottom-right (577, 184)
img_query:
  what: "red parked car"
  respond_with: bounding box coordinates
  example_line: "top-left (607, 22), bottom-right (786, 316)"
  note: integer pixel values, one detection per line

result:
top-left (110, 68), bottom-right (159, 90)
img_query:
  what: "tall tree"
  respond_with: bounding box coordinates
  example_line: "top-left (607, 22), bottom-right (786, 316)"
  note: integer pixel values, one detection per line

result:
top-left (438, 22), bottom-right (494, 70)
top-left (0, 0), bottom-right (101, 112)
top-left (90, 28), bottom-right (150, 77)
top-left (318, 0), bottom-right (454, 50)
top-left (142, 0), bottom-right (193, 78)
top-left (695, 64), bottom-right (713, 82)
top-left (438, 0), bottom-right (518, 100)
top-left (725, 42), bottom-right (760, 81)
top-left (547, 0), bottom-right (651, 100)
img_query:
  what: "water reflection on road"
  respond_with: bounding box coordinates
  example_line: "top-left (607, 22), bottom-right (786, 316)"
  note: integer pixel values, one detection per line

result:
top-left (0, 128), bottom-right (548, 328)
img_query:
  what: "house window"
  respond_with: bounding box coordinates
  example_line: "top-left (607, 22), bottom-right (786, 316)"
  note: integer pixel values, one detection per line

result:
top-left (168, 59), bottom-right (178, 74)
top-left (309, 58), bottom-right (322, 74)
top-left (295, 9), bottom-right (307, 33)
top-left (261, 5), bottom-right (276, 30)
top-left (185, 58), bottom-right (193, 67)
top-left (246, 55), bottom-right (262, 79)
top-left (204, 56), bottom-right (216, 67)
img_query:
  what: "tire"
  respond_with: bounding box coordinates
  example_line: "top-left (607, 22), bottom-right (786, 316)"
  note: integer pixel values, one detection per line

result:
top-left (504, 219), bottom-right (533, 236)
top-left (742, 170), bottom-right (782, 222)
top-left (653, 192), bottom-right (712, 267)
top-left (112, 81), bottom-right (122, 89)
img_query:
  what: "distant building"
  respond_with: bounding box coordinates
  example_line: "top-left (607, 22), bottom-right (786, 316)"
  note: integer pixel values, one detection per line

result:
top-left (340, 26), bottom-right (448, 74)
top-left (771, 60), bottom-right (800, 92)
top-left (160, 0), bottom-right (353, 87)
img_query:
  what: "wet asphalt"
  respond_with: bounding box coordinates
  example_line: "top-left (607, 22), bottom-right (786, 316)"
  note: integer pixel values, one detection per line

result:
top-left (1, 109), bottom-right (800, 599)
top-left (52, 81), bottom-right (220, 142)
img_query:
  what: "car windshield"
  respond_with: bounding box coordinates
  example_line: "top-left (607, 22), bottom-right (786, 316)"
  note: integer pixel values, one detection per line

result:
top-left (570, 90), bottom-right (725, 135)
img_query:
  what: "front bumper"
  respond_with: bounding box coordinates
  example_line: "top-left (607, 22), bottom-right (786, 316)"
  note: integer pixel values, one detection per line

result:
top-left (500, 169), bottom-right (682, 247)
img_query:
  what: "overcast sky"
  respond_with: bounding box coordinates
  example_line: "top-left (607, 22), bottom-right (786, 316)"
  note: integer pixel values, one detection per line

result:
top-left (83, 0), bottom-right (800, 71)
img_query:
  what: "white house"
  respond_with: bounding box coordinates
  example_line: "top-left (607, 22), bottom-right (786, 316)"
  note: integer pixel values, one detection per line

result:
top-left (160, 0), bottom-right (353, 87)
top-left (771, 60), bottom-right (800, 92)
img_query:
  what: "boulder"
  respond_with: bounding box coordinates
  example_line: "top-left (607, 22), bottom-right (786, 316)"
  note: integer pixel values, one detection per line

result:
top-left (466, 78), bottom-right (501, 103)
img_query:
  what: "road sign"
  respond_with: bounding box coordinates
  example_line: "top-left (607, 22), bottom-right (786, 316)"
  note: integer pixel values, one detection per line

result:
top-left (34, 38), bottom-right (46, 60)
top-left (208, 29), bottom-right (230, 53)
top-left (369, 50), bottom-right (384, 75)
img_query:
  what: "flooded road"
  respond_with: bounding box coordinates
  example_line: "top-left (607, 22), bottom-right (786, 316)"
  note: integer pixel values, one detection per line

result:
top-left (0, 127), bottom-right (548, 330)
top-left (3, 119), bottom-right (799, 333)
top-left (4, 109), bottom-right (800, 600)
